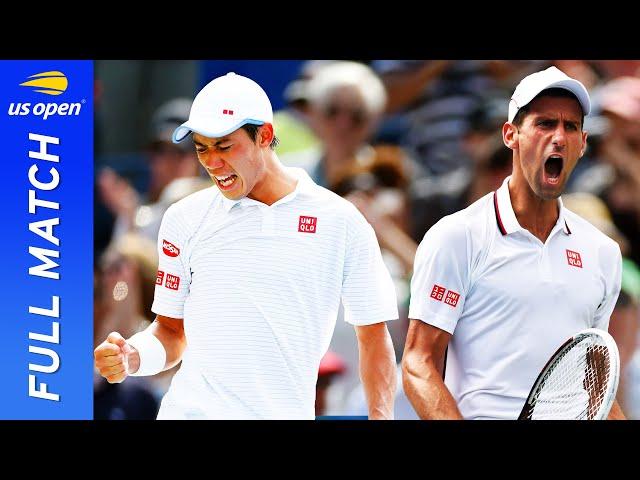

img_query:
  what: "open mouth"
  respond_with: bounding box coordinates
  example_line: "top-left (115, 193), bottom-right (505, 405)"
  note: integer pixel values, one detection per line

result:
top-left (544, 155), bottom-right (563, 184)
top-left (215, 174), bottom-right (238, 190)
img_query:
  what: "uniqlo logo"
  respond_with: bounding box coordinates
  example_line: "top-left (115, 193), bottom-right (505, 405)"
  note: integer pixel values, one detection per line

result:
top-left (165, 273), bottom-right (180, 291)
top-left (566, 249), bottom-right (583, 268)
top-left (430, 284), bottom-right (446, 301)
top-left (156, 270), bottom-right (165, 285)
top-left (444, 290), bottom-right (460, 307)
top-left (298, 215), bottom-right (317, 233)
top-left (222, 109), bottom-right (234, 115)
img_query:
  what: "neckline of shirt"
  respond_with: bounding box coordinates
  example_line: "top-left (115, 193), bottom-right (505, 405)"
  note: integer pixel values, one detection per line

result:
top-left (494, 175), bottom-right (572, 241)
top-left (220, 167), bottom-right (315, 212)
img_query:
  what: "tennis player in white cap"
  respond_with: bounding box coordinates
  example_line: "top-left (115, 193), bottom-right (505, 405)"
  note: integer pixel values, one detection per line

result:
top-left (403, 66), bottom-right (625, 419)
top-left (94, 72), bottom-right (399, 419)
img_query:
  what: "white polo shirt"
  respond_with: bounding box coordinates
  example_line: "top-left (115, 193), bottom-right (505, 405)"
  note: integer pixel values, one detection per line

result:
top-left (409, 176), bottom-right (622, 420)
top-left (151, 167), bottom-right (398, 419)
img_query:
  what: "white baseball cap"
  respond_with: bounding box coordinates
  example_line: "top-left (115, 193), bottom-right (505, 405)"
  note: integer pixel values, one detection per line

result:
top-left (172, 72), bottom-right (273, 143)
top-left (508, 66), bottom-right (591, 123)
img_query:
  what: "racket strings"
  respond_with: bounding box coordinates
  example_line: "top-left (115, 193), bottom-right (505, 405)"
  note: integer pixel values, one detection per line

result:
top-left (584, 344), bottom-right (609, 419)
top-left (528, 337), bottom-right (610, 420)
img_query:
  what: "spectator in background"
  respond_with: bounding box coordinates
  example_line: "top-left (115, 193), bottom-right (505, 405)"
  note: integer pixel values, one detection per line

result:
top-left (283, 61), bottom-right (389, 190)
top-left (552, 60), bottom-right (603, 91)
top-left (94, 233), bottom-right (159, 344)
top-left (334, 145), bottom-right (416, 277)
top-left (592, 61), bottom-right (640, 79)
top-left (273, 60), bottom-right (332, 158)
top-left (98, 98), bottom-right (210, 245)
top-left (562, 192), bottom-right (630, 256)
top-left (372, 60), bottom-right (539, 177)
top-left (597, 76), bottom-right (640, 267)
top-left (94, 232), bottom-right (160, 419)
top-left (409, 90), bottom-right (513, 241)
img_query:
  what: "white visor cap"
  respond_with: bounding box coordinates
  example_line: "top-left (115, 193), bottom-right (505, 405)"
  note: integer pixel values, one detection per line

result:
top-left (173, 72), bottom-right (273, 143)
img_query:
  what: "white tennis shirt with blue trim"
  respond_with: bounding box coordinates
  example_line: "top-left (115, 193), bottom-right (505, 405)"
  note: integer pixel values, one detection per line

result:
top-left (409, 176), bottom-right (622, 420)
top-left (151, 167), bottom-right (398, 419)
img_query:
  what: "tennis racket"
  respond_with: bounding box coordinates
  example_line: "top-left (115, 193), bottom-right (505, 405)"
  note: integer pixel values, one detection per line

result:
top-left (519, 328), bottom-right (620, 420)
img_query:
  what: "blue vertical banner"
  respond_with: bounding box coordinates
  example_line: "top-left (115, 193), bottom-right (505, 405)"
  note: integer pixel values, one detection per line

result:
top-left (0, 60), bottom-right (93, 419)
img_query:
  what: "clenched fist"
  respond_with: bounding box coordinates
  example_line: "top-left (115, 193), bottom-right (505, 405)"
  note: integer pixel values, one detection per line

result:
top-left (94, 332), bottom-right (139, 383)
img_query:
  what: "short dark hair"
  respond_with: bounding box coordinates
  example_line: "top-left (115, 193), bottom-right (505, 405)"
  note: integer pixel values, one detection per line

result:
top-left (240, 123), bottom-right (280, 150)
top-left (512, 88), bottom-right (585, 128)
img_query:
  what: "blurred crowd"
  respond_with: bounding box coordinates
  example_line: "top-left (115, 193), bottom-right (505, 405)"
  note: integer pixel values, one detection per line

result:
top-left (94, 60), bottom-right (640, 420)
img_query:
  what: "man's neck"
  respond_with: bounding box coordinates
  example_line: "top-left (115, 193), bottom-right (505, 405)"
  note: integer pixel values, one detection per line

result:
top-left (508, 178), bottom-right (559, 243)
top-left (248, 154), bottom-right (298, 206)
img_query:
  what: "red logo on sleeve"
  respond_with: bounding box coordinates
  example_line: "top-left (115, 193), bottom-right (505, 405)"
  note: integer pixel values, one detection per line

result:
top-left (430, 284), bottom-right (446, 301)
top-left (431, 285), bottom-right (460, 307)
top-left (165, 274), bottom-right (180, 290)
top-left (298, 216), bottom-right (317, 233)
top-left (444, 290), bottom-right (460, 307)
top-left (222, 109), bottom-right (234, 115)
top-left (156, 270), bottom-right (165, 285)
top-left (566, 249), bottom-right (583, 268)
top-left (162, 240), bottom-right (180, 257)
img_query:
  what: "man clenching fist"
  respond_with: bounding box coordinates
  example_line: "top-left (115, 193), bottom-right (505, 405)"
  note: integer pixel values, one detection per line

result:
top-left (94, 332), bottom-right (140, 383)
top-left (94, 316), bottom-right (183, 385)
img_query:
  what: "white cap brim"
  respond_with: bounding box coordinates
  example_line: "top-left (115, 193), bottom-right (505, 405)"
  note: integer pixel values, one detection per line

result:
top-left (508, 78), bottom-right (591, 123)
top-left (172, 118), bottom-right (266, 143)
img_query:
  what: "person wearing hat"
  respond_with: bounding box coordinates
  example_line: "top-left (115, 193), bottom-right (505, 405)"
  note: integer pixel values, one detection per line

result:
top-left (94, 72), bottom-right (399, 420)
top-left (98, 97), bottom-right (209, 245)
top-left (145, 98), bottom-right (205, 204)
top-left (403, 66), bottom-right (625, 419)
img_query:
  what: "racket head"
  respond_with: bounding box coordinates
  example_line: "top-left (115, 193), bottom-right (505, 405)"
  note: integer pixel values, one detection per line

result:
top-left (519, 328), bottom-right (620, 420)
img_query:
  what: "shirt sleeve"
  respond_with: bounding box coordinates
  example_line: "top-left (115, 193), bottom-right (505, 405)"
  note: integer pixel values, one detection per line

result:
top-left (341, 208), bottom-right (399, 326)
top-left (151, 205), bottom-right (191, 319)
top-left (408, 217), bottom-right (471, 334)
top-left (593, 240), bottom-right (623, 331)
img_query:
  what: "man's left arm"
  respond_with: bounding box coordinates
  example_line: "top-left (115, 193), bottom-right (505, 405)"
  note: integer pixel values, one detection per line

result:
top-left (355, 322), bottom-right (397, 420)
top-left (341, 205), bottom-right (399, 419)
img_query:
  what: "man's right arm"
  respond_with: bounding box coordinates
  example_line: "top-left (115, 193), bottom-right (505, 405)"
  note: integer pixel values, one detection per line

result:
top-left (402, 319), bottom-right (463, 419)
top-left (94, 314), bottom-right (186, 383)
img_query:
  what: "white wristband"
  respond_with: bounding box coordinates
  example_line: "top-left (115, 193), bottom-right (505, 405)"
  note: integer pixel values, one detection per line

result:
top-left (126, 331), bottom-right (166, 377)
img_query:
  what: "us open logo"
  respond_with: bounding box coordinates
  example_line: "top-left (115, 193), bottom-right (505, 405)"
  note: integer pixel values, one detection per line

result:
top-left (20, 71), bottom-right (68, 95)
top-left (8, 71), bottom-right (83, 120)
